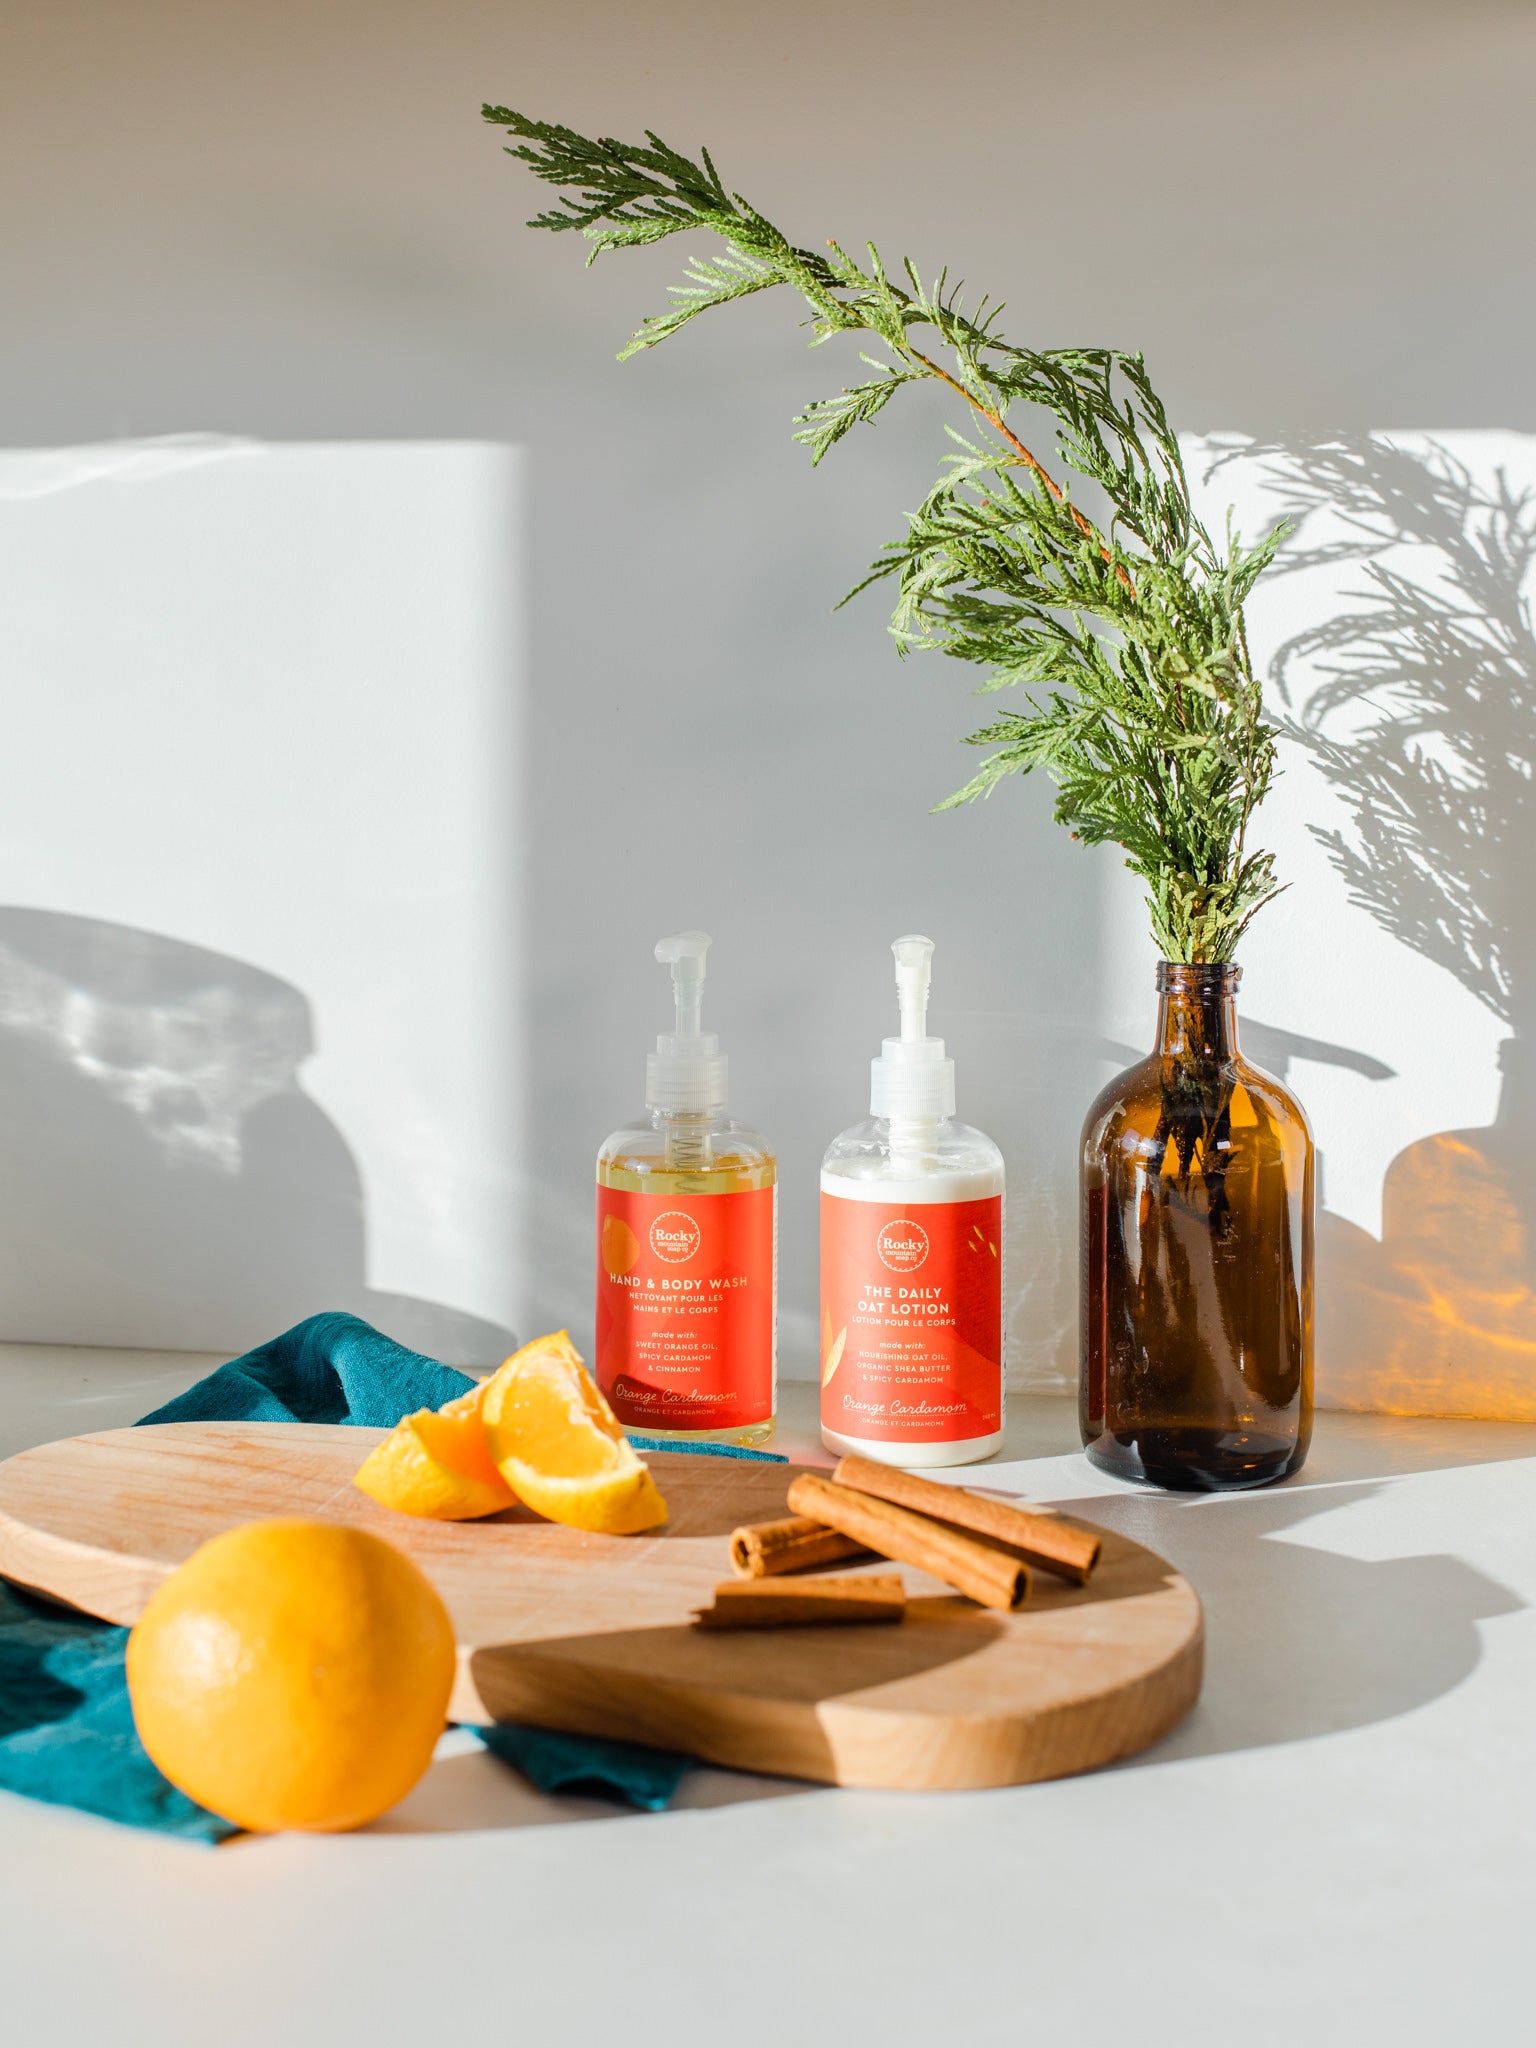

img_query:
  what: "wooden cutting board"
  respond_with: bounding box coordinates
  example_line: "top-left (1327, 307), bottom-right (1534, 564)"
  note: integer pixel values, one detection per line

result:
top-left (0, 1422), bottom-right (1203, 1792)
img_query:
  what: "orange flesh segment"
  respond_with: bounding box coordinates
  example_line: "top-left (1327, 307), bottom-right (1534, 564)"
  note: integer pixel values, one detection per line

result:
top-left (352, 1380), bottom-right (517, 1520)
top-left (410, 1402), bottom-right (508, 1490)
top-left (480, 1331), bottom-right (668, 1533)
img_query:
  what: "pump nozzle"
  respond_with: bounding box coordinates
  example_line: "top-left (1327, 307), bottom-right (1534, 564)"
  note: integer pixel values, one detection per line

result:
top-left (892, 934), bottom-right (934, 1044)
top-left (647, 931), bottom-right (728, 1113)
top-left (655, 931), bottom-right (710, 1041)
top-left (870, 932), bottom-right (955, 1124)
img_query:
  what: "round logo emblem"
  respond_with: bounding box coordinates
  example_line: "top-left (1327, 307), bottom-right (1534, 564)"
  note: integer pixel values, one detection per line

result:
top-left (649, 1210), bottom-right (702, 1264)
top-left (876, 1218), bottom-right (930, 1273)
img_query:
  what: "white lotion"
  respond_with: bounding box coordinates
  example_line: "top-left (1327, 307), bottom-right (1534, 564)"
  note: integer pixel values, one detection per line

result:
top-left (819, 935), bottom-right (1005, 1467)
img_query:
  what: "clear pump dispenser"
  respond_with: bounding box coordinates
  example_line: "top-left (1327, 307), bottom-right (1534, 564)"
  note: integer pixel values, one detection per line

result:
top-left (595, 933), bottom-right (777, 1448)
top-left (821, 936), bottom-right (1005, 1466)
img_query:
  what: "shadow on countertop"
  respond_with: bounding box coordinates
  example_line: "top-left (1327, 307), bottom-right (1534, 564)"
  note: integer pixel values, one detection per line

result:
top-left (1044, 1453), bottom-right (1527, 1765)
top-left (357, 1736), bottom-right (813, 1838)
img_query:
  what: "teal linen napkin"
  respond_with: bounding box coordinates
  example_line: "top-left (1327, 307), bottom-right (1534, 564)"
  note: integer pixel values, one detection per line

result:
top-left (0, 1312), bottom-right (780, 1836)
top-left (475, 1724), bottom-right (690, 1811)
top-left (0, 1580), bottom-right (236, 1841)
top-left (624, 1433), bottom-right (784, 1462)
top-left (137, 1310), bottom-right (478, 1429)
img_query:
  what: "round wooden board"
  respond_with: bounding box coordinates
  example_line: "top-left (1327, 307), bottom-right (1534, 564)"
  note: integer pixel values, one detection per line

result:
top-left (0, 1422), bottom-right (1203, 1791)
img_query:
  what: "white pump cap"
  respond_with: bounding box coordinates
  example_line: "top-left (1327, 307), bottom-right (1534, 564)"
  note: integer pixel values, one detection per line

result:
top-left (870, 933), bottom-right (956, 1121)
top-left (646, 931), bottom-right (729, 1112)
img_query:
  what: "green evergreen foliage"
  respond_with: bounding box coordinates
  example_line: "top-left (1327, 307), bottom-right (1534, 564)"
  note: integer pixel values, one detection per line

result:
top-left (484, 108), bottom-right (1288, 962)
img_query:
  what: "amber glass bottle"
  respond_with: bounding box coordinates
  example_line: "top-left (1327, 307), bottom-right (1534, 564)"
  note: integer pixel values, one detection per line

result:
top-left (1080, 962), bottom-right (1314, 1490)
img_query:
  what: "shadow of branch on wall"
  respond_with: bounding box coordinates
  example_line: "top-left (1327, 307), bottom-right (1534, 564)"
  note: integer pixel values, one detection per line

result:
top-left (1228, 434), bottom-right (1536, 1417)
top-left (0, 907), bottom-right (514, 1366)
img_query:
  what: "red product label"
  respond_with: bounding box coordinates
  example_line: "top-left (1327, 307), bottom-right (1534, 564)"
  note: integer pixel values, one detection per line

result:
top-left (820, 1192), bottom-right (1003, 1444)
top-left (596, 1184), bottom-right (776, 1430)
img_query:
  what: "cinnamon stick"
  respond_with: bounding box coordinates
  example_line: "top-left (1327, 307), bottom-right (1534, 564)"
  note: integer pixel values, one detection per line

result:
top-left (832, 1454), bottom-right (1102, 1585)
top-left (693, 1574), bottom-right (907, 1629)
top-left (729, 1514), bottom-right (872, 1579)
top-left (786, 1473), bottom-right (1031, 1612)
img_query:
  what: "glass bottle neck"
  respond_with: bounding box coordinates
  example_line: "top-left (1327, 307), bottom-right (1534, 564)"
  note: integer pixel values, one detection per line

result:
top-left (651, 1107), bottom-right (717, 1169)
top-left (887, 1114), bottom-right (948, 1172)
top-left (1153, 962), bottom-right (1241, 1062)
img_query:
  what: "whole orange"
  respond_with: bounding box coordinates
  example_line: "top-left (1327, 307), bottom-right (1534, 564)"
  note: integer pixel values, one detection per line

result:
top-left (126, 1518), bottom-right (456, 1832)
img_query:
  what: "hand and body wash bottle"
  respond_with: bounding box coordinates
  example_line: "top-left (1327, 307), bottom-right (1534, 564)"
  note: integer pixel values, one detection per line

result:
top-left (820, 935), bottom-right (1005, 1467)
top-left (595, 933), bottom-right (777, 1449)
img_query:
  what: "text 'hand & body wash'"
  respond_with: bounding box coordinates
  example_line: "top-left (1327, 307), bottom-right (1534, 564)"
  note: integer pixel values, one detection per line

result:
top-left (596, 933), bottom-right (777, 1448)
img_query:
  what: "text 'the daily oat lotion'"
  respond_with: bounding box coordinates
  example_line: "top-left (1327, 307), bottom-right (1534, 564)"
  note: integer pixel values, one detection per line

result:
top-left (820, 935), bottom-right (1004, 1466)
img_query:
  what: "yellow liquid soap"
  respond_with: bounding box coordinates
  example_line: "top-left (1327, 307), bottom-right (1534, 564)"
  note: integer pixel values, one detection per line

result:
top-left (594, 934), bottom-right (778, 1451)
top-left (597, 1139), bottom-right (778, 1450)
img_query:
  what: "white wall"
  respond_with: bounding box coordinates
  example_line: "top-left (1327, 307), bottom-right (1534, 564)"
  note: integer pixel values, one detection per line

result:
top-left (0, 441), bottom-right (523, 1363)
top-left (1099, 433), bottom-right (1536, 1418)
top-left (1197, 433), bottom-right (1536, 1420)
top-left (3, 2), bottom-right (1535, 1409)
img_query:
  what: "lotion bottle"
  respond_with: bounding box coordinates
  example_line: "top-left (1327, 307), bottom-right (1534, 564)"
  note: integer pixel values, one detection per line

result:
top-left (820, 935), bottom-right (1005, 1466)
top-left (596, 932), bottom-right (777, 1448)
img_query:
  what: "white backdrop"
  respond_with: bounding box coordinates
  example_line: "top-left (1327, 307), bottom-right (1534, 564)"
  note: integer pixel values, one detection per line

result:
top-left (7, 431), bottom-right (1536, 1419)
top-left (4, 0), bottom-right (1535, 1412)
top-left (1103, 433), bottom-right (1536, 1419)
top-left (0, 433), bottom-right (1104, 1383)
top-left (0, 441), bottom-right (524, 1362)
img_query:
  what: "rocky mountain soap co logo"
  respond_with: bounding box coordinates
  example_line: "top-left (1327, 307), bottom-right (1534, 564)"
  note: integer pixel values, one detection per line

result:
top-left (649, 1210), bottom-right (702, 1264)
top-left (875, 1218), bottom-right (930, 1274)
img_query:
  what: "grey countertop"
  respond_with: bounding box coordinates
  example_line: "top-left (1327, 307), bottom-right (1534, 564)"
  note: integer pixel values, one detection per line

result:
top-left (2, 1346), bottom-right (1534, 2046)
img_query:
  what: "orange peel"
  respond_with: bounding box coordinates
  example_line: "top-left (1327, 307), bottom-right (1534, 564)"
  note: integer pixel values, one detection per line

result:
top-left (353, 1384), bottom-right (517, 1521)
top-left (480, 1330), bottom-right (668, 1535)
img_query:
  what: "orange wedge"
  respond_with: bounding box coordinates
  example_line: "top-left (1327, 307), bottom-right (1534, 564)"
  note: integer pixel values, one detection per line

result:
top-left (353, 1384), bottom-right (518, 1521)
top-left (480, 1331), bottom-right (668, 1535)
